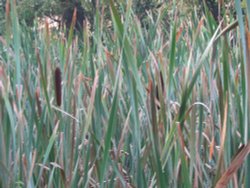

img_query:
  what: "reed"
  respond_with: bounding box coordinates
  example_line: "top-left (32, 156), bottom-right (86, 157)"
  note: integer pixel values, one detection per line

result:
top-left (0, 0), bottom-right (249, 187)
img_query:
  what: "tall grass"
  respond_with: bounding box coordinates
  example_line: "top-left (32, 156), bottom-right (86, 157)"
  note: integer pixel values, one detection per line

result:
top-left (0, 0), bottom-right (250, 187)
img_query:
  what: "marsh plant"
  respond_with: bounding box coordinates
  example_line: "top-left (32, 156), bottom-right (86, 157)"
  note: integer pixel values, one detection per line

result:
top-left (0, 0), bottom-right (250, 187)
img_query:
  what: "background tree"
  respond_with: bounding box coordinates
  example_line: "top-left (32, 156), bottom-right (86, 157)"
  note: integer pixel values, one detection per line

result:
top-left (0, 0), bottom-right (166, 35)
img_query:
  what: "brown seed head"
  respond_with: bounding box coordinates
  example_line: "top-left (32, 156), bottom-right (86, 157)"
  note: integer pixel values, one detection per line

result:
top-left (54, 67), bottom-right (62, 106)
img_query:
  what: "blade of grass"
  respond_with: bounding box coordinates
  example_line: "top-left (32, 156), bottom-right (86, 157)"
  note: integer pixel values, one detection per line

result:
top-left (215, 141), bottom-right (250, 188)
top-left (214, 94), bottom-right (228, 184)
top-left (9, 0), bottom-right (21, 105)
top-left (168, 23), bottom-right (176, 95)
top-left (36, 121), bottom-right (60, 187)
top-left (235, 1), bottom-right (250, 187)
top-left (99, 88), bottom-right (118, 187)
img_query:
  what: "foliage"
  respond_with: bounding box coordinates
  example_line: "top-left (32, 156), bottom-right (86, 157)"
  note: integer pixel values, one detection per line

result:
top-left (0, 0), bottom-right (164, 35)
top-left (1, 0), bottom-right (250, 188)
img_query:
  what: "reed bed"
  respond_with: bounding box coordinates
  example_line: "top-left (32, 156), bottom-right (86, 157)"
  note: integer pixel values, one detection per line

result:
top-left (0, 0), bottom-right (250, 187)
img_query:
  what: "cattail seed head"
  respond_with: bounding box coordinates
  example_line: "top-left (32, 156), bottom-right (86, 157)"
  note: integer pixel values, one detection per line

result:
top-left (35, 87), bottom-right (42, 117)
top-left (54, 67), bottom-right (62, 106)
top-left (155, 72), bottom-right (164, 109)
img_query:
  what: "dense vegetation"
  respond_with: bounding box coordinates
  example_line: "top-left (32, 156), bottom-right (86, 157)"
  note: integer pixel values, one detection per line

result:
top-left (1, 0), bottom-right (250, 187)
